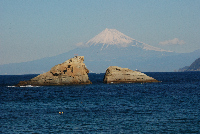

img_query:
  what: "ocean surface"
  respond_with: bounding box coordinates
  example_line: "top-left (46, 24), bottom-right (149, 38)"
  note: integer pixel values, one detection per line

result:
top-left (0, 72), bottom-right (200, 133)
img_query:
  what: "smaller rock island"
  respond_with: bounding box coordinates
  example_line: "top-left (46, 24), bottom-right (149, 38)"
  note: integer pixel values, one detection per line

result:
top-left (103, 66), bottom-right (159, 83)
top-left (16, 56), bottom-right (92, 86)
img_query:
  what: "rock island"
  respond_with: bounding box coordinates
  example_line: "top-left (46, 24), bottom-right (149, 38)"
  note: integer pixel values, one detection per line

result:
top-left (16, 56), bottom-right (92, 86)
top-left (103, 66), bottom-right (159, 83)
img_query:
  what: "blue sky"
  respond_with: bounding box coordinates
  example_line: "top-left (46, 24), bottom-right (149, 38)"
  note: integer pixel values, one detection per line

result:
top-left (1, 0), bottom-right (200, 65)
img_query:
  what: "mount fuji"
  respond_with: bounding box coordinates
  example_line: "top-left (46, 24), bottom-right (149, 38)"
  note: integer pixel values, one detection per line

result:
top-left (1, 28), bottom-right (200, 74)
top-left (85, 28), bottom-right (170, 52)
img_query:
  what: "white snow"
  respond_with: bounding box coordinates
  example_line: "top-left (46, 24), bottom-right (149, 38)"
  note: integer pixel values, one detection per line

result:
top-left (86, 28), bottom-right (170, 52)
top-left (86, 28), bottom-right (134, 46)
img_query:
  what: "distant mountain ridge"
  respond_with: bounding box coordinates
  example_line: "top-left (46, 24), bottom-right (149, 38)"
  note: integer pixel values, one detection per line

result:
top-left (0, 28), bottom-right (200, 74)
top-left (179, 57), bottom-right (200, 72)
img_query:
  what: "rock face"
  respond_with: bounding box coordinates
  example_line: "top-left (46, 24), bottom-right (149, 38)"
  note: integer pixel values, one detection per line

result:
top-left (16, 56), bottom-right (92, 86)
top-left (103, 66), bottom-right (159, 83)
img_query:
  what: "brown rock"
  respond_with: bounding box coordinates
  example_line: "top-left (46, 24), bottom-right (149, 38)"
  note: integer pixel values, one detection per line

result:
top-left (16, 56), bottom-right (92, 86)
top-left (103, 66), bottom-right (159, 83)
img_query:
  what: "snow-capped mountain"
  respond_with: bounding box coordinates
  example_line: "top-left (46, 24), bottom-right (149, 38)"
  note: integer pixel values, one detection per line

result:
top-left (86, 28), bottom-right (169, 52)
top-left (86, 28), bottom-right (133, 46)
top-left (1, 28), bottom-right (200, 74)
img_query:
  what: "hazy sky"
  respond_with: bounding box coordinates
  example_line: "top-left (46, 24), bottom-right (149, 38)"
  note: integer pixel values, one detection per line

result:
top-left (1, 0), bottom-right (200, 65)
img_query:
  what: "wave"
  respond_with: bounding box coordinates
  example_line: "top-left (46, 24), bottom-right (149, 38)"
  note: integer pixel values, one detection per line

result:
top-left (7, 85), bottom-right (40, 88)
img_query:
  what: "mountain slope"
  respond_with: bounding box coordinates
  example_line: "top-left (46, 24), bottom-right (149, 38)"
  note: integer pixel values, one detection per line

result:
top-left (1, 46), bottom-right (199, 74)
top-left (186, 57), bottom-right (200, 71)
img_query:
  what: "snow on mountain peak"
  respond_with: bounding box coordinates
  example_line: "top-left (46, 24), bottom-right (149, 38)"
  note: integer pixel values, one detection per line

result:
top-left (86, 28), bottom-right (134, 46)
top-left (84, 28), bottom-right (170, 52)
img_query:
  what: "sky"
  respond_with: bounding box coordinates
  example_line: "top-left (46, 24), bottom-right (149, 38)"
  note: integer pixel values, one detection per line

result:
top-left (1, 0), bottom-right (200, 65)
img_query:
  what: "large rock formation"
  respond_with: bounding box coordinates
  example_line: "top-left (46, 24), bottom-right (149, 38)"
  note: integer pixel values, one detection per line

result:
top-left (16, 56), bottom-right (92, 86)
top-left (103, 66), bottom-right (159, 83)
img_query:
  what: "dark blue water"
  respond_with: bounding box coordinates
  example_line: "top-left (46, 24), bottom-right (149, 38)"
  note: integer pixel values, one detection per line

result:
top-left (0, 72), bottom-right (200, 133)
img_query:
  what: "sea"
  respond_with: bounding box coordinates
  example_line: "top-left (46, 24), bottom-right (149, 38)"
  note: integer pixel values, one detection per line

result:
top-left (0, 72), bottom-right (200, 133)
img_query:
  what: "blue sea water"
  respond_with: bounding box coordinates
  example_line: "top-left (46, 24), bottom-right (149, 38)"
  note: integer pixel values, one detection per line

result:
top-left (0, 72), bottom-right (200, 133)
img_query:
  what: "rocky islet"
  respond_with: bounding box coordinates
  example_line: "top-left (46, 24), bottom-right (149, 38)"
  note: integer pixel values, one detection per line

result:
top-left (16, 56), bottom-right (159, 86)
top-left (16, 56), bottom-right (92, 86)
top-left (103, 66), bottom-right (159, 84)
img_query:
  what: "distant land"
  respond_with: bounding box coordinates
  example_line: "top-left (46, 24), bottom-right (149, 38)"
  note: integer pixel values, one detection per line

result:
top-left (1, 28), bottom-right (200, 75)
top-left (178, 57), bottom-right (200, 72)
